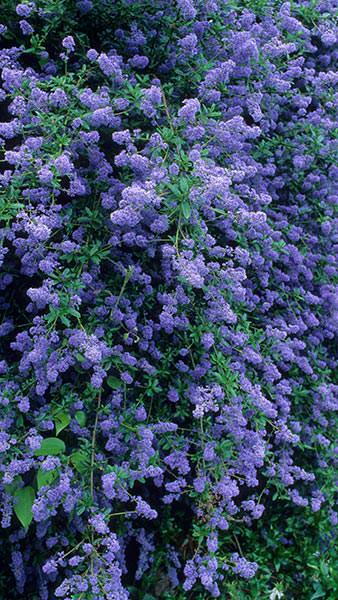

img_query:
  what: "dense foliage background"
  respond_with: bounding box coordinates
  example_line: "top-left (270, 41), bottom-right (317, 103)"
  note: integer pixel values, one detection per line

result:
top-left (0, 1), bottom-right (337, 598)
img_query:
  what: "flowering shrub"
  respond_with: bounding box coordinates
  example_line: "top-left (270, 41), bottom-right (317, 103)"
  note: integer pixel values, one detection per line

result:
top-left (0, 0), bottom-right (337, 598)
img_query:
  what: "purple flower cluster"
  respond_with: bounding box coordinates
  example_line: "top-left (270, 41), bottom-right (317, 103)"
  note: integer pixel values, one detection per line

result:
top-left (0, 0), bottom-right (337, 597)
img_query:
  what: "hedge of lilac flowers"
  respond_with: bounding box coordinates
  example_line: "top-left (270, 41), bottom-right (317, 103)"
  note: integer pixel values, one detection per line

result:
top-left (0, 0), bottom-right (337, 598)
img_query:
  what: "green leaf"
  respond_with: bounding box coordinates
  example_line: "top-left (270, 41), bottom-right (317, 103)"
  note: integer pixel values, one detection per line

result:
top-left (60, 315), bottom-right (71, 326)
top-left (166, 183), bottom-right (180, 196)
top-left (16, 414), bottom-right (24, 427)
top-left (76, 504), bottom-right (87, 516)
top-left (37, 469), bottom-right (57, 490)
top-left (311, 589), bottom-right (326, 600)
top-left (34, 437), bottom-right (66, 456)
top-left (179, 178), bottom-right (190, 193)
top-left (75, 411), bottom-right (86, 427)
top-left (181, 201), bottom-right (191, 219)
top-left (71, 451), bottom-right (89, 474)
top-left (14, 487), bottom-right (35, 529)
top-left (54, 412), bottom-right (71, 435)
top-left (107, 376), bottom-right (122, 390)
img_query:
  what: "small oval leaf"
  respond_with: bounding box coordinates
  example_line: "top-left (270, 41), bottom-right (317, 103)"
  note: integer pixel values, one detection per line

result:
top-left (107, 376), bottom-right (122, 390)
top-left (37, 469), bottom-right (58, 490)
top-left (179, 178), bottom-right (190, 193)
top-left (54, 412), bottom-right (71, 435)
top-left (34, 437), bottom-right (66, 456)
top-left (75, 411), bottom-right (86, 427)
top-left (71, 451), bottom-right (89, 474)
top-left (182, 201), bottom-right (191, 219)
top-left (14, 486), bottom-right (35, 529)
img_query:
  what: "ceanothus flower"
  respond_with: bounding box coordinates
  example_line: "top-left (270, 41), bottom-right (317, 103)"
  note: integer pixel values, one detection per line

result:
top-left (16, 3), bottom-right (35, 17)
top-left (178, 98), bottom-right (201, 122)
top-left (19, 20), bottom-right (34, 35)
top-left (62, 36), bottom-right (75, 52)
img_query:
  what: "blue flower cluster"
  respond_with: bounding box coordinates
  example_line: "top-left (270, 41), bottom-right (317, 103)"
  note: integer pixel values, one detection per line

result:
top-left (0, 0), bottom-right (337, 598)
